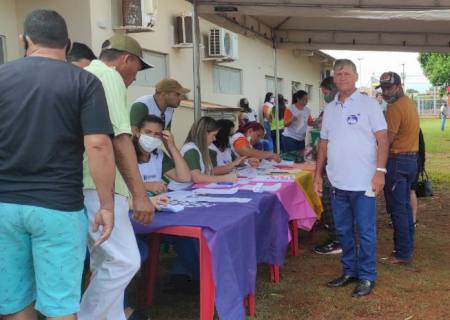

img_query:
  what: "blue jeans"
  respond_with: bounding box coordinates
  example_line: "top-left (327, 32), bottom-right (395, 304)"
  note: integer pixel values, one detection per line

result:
top-left (282, 136), bottom-right (305, 153)
top-left (441, 115), bottom-right (446, 131)
top-left (331, 189), bottom-right (377, 281)
top-left (384, 153), bottom-right (418, 261)
top-left (254, 139), bottom-right (273, 152)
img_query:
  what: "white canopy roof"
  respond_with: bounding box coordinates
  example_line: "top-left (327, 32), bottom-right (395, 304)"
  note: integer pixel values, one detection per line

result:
top-left (191, 0), bottom-right (450, 52)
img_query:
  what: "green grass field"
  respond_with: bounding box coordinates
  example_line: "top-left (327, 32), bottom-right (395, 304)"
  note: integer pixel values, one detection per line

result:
top-left (420, 118), bottom-right (450, 189)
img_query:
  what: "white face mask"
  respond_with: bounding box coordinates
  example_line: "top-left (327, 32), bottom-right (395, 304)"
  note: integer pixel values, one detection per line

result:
top-left (270, 97), bottom-right (275, 104)
top-left (139, 134), bottom-right (162, 153)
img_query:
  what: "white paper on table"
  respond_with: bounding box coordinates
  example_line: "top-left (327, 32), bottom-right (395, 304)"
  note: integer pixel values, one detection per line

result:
top-left (194, 187), bottom-right (239, 195)
top-left (277, 160), bottom-right (295, 167)
top-left (235, 166), bottom-right (257, 178)
top-left (267, 168), bottom-right (303, 174)
top-left (165, 190), bottom-right (194, 200)
top-left (250, 175), bottom-right (295, 183)
top-left (192, 196), bottom-right (252, 203)
top-left (239, 182), bottom-right (282, 192)
top-left (204, 182), bottom-right (238, 189)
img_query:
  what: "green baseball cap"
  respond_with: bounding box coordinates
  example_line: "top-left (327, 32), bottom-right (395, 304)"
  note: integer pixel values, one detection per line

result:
top-left (101, 34), bottom-right (153, 70)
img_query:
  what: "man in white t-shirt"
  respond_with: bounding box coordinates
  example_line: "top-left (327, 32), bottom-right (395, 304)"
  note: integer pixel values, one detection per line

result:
top-left (314, 59), bottom-right (389, 298)
top-left (130, 78), bottom-right (190, 130)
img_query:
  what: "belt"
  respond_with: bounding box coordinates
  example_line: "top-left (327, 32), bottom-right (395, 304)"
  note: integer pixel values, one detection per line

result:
top-left (389, 152), bottom-right (418, 156)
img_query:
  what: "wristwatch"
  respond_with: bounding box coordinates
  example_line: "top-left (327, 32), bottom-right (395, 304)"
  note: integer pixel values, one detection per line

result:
top-left (376, 167), bottom-right (387, 174)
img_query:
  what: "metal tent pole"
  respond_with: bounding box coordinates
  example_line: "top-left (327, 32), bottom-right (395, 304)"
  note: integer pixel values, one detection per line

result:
top-left (272, 37), bottom-right (281, 154)
top-left (192, 0), bottom-right (202, 121)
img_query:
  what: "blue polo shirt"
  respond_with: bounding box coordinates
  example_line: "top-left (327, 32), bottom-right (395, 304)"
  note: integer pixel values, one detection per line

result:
top-left (320, 90), bottom-right (387, 191)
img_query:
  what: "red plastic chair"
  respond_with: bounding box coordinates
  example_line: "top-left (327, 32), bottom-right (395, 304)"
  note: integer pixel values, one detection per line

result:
top-left (143, 226), bottom-right (255, 319)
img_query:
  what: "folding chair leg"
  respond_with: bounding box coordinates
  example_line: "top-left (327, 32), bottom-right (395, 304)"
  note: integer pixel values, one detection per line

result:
top-left (144, 234), bottom-right (160, 307)
top-left (199, 234), bottom-right (215, 320)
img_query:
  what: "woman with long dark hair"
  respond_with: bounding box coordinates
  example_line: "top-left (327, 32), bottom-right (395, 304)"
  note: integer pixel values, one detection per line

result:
top-left (168, 117), bottom-right (238, 190)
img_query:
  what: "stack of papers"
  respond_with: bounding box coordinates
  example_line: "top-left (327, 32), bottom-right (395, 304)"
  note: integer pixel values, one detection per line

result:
top-left (194, 188), bottom-right (239, 195)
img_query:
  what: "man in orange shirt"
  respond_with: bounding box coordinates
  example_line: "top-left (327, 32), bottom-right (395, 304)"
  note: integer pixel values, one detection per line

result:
top-left (378, 72), bottom-right (420, 265)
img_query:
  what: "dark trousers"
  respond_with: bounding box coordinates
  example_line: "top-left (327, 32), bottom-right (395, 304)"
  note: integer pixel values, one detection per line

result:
top-left (282, 135), bottom-right (306, 153)
top-left (331, 188), bottom-right (377, 281)
top-left (322, 176), bottom-right (337, 242)
top-left (271, 129), bottom-right (284, 153)
top-left (384, 154), bottom-right (418, 261)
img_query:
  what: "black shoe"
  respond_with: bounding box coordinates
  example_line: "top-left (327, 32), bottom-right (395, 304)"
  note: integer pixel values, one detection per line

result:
top-left (352, 280), bottom-right (375, 297)
top-left (327, 274), bottom-right (358, 288)
top-left (314, 241), bottom-right (342, 255)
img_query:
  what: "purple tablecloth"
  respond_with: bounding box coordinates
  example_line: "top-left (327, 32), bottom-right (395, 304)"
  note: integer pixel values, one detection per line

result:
top-left (131, 190), bottom-right (289, 320)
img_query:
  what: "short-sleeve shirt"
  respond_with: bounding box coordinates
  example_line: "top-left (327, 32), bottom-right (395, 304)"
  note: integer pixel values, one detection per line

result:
top-left (385, 96), bottom-right (419, 154)
top-left (83, 59), bottom-right (131, 197)
top-left (209, 144), bottom-right (233, 167)
top-left (0, 57), bottom-right (113, 211)
top-left (130, 95), bottom-right (174, 129)
top-left (321, 90), bottom-right (387, 191)
top-left (282, 105), bottom-right (312, 141)
top-left (230, 132), bottom-right (251, 157)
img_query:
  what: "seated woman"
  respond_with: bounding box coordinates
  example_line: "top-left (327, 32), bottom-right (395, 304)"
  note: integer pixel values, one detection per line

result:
top-left (209, 119), bottom-right (251, 175)
top-left (231, 121), bottom-right (281, 162)
top-left (133, 115), bottom-right (191, 194)
top-left (168, 116), bottom-right (238, 190)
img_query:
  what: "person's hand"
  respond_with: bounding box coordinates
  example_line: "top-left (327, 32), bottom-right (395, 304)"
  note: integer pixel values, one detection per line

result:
top-left (162, 130), bottom-right (176, 150)
top-left (144, 182), bottom-right (167, 194)
top-left (231, 156), bottom-right (247, 168)
top-left (247, 158), bottom-right (260, 168)
top-left (132, 194), bottom-right (155, 225)
top-left (371, 171), bottom-right (385, 196)
top-left (150, 195), bottom-right (170, 210)
top-left (313, 175), bottom-right (323, 197)
top-left (92, 208), bottom-right (114, 246)
top-left (269, 153), bottom-right (281, 163)
top-left (222, 172), bottom-right (238, 183)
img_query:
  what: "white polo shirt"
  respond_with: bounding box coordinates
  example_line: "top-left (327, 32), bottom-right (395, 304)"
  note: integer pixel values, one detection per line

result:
top-left (134, 95), bottom-right (174, 128)
top-left (320, 90), bottom-right (387, 191)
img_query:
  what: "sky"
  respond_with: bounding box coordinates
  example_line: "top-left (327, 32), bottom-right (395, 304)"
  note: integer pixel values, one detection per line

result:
top-left (323, 50), bottom-right (432, 93)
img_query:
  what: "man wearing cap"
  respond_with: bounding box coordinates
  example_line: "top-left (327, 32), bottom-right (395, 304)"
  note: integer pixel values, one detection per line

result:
top-left (378, 71), bottom-right (420, 265)
top-left (314, 59), bottom-right (388, 297)
top-left (79, 34), bottom-right (155, 320)
top-left (130, 78), bottom-right (190, 130)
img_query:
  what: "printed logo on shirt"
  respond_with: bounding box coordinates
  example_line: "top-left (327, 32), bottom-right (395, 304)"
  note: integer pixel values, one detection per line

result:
top-left (347, 114), bottom-right (359, 125)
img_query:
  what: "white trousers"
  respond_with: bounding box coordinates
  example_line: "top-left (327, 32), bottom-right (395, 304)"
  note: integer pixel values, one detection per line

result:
top-left (78, 191), bottom-right (140, 320)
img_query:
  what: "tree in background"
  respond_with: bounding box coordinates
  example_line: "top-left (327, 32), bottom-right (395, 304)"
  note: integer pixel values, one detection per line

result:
top-left (418, 53), bottom-right (450, 96)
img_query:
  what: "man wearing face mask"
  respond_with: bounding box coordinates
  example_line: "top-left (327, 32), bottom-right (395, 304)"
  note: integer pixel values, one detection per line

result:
top-left (79, 35), bottom-right (156, 320)
top-left (130, 78), bottom-right (190, 130)
top-left (377, 72), bottom-right (420, 266)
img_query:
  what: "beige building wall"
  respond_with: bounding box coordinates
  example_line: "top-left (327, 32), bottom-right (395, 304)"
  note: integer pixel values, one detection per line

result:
top-left (0, 0), bottom-right (327, 146)
top-left (0, 0), bottom-right (20, 62)
top-left (87, 0), bottom-right (326, 145)
top-left (14, 0), bottom-right (92, 48)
